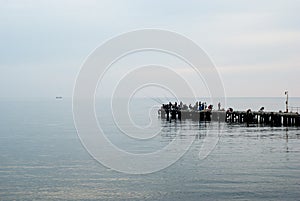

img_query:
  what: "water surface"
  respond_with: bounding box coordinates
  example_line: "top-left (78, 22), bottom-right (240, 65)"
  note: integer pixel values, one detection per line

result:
top-left (0, 98), bottom-right (299, 200)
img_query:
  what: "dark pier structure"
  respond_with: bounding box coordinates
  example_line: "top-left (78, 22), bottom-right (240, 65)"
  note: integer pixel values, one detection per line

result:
top-left (225, 110), bottom-right (300, 127)
top-left (158, 102), bottom-right (300, 127)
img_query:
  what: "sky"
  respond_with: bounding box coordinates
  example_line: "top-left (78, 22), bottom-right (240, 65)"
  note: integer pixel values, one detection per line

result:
top-left (0, 0), bottom-right (299, 99)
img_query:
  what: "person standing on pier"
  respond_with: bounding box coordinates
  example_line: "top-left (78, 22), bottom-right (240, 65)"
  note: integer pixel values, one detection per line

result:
top-left (193, 102), bottom-right (198, 111)
top-left (201, 102), bottom-right (204, 111)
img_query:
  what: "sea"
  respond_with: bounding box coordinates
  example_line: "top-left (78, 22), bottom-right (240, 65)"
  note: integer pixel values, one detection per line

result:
top-left (0, 97), bottom-right (300, 201)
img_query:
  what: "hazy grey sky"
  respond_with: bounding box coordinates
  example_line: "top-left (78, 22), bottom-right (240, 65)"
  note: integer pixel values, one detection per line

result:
top-left (1, 0), bottom-right (299, 99)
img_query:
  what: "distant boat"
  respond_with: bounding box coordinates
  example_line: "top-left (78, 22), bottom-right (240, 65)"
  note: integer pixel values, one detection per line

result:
top-left (56, 96), bottom-right (63, 99)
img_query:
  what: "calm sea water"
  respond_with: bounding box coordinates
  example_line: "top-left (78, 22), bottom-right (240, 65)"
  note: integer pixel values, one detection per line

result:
top-left (0, 98), bottom-right (300, 200)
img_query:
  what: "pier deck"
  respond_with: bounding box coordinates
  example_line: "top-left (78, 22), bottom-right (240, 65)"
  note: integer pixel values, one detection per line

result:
top-left (159, 109), bottom-right (300, 127)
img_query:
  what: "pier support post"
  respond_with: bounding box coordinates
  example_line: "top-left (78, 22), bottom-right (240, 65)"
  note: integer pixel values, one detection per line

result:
top-left (283, 116), bottom-right (288, 126)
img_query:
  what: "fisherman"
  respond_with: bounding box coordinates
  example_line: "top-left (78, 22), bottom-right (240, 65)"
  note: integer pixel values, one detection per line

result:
top-left (193, 102), bottom-right (198, 110)
top-left (165, 103), bottom-right (171, 120)
top-left (171, 102), bottom-right (177, 119)
top-left (227, 108), bottom-right (233, 113)
top-left (201, 102), bottom-right (204, 110)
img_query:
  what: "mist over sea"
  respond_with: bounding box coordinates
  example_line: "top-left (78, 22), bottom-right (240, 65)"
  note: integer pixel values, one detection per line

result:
top-left (0, 97), bottom-right (300, 200)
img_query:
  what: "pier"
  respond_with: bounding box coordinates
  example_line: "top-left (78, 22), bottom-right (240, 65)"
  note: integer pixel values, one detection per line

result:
top-left (225, 110), bottom-right (300, 126)
top-left (158, 103), bottom-right (300, 127)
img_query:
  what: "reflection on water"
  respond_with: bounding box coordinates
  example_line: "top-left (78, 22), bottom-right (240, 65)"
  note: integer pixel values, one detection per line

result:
top-left (0, 99), bottom-right (300, 200)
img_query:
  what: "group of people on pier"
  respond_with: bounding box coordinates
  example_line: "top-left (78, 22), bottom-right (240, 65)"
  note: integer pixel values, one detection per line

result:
top-left (161, 101), bottom-right (214, 112)
top-left (160, 101), bottom-right (216, 120)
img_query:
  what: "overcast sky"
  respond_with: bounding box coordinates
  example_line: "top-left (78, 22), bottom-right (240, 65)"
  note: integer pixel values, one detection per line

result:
top-left (1, 0), bottom-right (299, 99)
